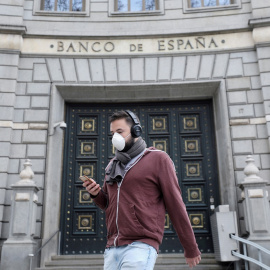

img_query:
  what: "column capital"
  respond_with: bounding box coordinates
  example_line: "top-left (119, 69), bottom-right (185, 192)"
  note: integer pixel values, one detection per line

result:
top-left (0, 24), bottom-right (26, 52)
top-left (0, 25), bottom-right (26, 35)
top-left (252, 26), bottom-right (270, 46)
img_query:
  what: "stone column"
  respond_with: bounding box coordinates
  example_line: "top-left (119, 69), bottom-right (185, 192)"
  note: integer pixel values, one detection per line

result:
top-left (0, 160), bottom-right (40, 270)
top-left (0, 0), bottom-right (26, 248)
top-left (249, 1), bottom-right (270, 150)
top-left (239, 155), bottom-right (270, 269)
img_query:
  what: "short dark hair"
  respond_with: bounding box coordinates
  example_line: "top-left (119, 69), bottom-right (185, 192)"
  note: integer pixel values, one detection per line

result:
top-left (109, 110), bottom-right (139, 127)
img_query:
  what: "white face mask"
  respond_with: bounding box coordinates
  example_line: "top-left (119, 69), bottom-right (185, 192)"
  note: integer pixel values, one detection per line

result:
top-left (112, 132), bottom-right (131, 151)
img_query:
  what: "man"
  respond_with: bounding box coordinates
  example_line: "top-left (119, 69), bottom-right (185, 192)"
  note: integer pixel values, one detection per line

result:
top-left (83, 110), bottom-right (201, 269)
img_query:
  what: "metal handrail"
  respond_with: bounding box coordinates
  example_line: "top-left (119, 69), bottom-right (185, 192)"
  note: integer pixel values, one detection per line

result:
top-left (28, 230), bottom-right (61, 270)
top-left (230, 233), bottom-right (270, 270)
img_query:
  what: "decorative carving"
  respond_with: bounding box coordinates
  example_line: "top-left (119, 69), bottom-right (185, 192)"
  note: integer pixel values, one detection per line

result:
top-left (191, 191), bottom-right (199, 199)
top-left (80, 165), bottom-right (94, 178)
top-left (187, 142), bottom-right (196, 150)
top-left (192, 217), bottom-right (200, 225)
top-left (81, 142), bottom-right (95, 155)
top-left (79, 190), bottom-right (92, 203)
top-left (78, 215), bottom-right (92, 230)
top-left (83, 168), bottom-right (91, 175)
top-left (188, 188), bottom-right (202, 202)
top-left (189, 214), bottom-right (203, 228)
top-left (84, 145), bottom-right (92, 152)
top-left (155, 120), bottom-right (163, 128)
top-left (153, 118), bottom-right (166, 131)
top-left (183, 139), bottom-right (200, 154)
top-left (186, 163), bottom-right (200, 177)
top-left (84, 122), bottom-right (92, 129)
top-left (82, 119), bottom-right (95, 132)
top-left (184, 117), bottom-right (197, 129)
top-left (180, 114), bottom-right (200, 133)
top-left (189, 166), bottom-right (197, 174)
top-left (150, 115), bottom-right (168, 133)
top-left (18, 159), bottom-right (35, 184)
top-left (164, 214), bottom-right (170, 229)
top-left (153, 140), bottom-right (167, 152)
top-left (83, 193), bottom-right (90, 200)
top-left (243, 155), bottom-right (263, 183)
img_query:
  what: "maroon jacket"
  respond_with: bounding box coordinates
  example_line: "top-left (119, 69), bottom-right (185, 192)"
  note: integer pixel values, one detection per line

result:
top-left (93, 148), bottom-right (201, 258)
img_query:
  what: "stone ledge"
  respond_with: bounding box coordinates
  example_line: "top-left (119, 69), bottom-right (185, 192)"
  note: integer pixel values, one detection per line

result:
top-left (249, 18), bottom-right (270, 28)
top-left (0, 25), bottom-right (26, 35)
top-left (230, 117), bottom-right (267, 126)
top-left (253, 26), bottom-right (270, 45)
top-left (0, 121), bottom-right (48, 130)
top-left (230, 119), bottom-right (249, 126)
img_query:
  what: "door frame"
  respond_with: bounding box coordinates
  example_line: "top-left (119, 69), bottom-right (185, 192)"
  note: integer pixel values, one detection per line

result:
top-left (40, 80), bottom-right (236, 266)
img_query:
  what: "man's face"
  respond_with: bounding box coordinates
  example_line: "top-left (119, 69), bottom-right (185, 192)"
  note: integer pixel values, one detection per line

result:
top-left (110, 118), bottom-right (131, 138)
top-left (110, 119), bottom-right (136, 152)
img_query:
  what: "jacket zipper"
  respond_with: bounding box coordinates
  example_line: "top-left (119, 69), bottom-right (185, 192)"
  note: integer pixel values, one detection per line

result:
top-left (113, 151), bottom-right (146, 247)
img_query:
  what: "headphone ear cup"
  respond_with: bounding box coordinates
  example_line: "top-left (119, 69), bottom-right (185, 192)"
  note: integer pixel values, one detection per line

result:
top-left (131, 124), bottom-right (142, 138)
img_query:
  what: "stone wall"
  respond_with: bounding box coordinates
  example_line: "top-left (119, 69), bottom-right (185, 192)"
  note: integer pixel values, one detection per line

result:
top-left (21, 0), bottom-right (252, 36)
top-left (1, 0), bottom-right (270, 264)
top-left (1, 48), bottom-right (269, 245)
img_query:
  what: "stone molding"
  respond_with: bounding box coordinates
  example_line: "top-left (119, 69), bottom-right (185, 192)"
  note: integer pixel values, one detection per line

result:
top-left (0, 33), bottom-right (23, 51)
top-left (27, 54), bottom-right (245, 85)
top-left (249, 18), bottom-right (270, 28)
top-left (21, 31), bottom-right (254, 56)
top-left (252, 26), bottom-right (270, 46)
top-left (39, 79), bottom-right (236, 266)
top-left (0, 25), bottom-right (26, 35)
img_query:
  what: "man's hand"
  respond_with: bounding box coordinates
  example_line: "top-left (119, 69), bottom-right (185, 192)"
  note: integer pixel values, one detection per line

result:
top-left (83, 179), bottom-right (101, 196)
top-left (185, 255), bottom-right (201, 268)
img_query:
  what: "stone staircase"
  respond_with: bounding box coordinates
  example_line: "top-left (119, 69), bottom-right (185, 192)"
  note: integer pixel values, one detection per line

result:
top-left (36, 254), bottom-right (233, 270)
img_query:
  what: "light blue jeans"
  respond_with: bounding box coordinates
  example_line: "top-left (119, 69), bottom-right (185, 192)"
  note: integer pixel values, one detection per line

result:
top-left (103, 242), bottom-right (158, 270)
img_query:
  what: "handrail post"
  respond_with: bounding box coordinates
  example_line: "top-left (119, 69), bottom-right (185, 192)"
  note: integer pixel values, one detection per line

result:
top-left (243, 244), bottom-right (249, 270)
top-left (258, 250), bottom-right (262, 269)
top-left (230, 233), bottom-right (270, 270)
top-left (58, 231), bottom-right (61, 255)
top-left (27, 230), bottom-right (60, 270)
top-left (29, 254), bottom-right (34, 270)
top-left (0, 160), bottom-right (40, 270)
top-left (239, 155), bottom-right (270, 268)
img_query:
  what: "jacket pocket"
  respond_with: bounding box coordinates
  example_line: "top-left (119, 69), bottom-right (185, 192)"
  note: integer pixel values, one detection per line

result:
top-left (134, 200), bottom-right (159, 233)
top-left (118, 202), bottom-right (145, 238)
top-left (105, 204), bottom-right (117, 237)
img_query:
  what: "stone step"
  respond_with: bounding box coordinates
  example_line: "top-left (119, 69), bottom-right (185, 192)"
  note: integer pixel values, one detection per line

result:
top-left (36, 254), bottom-right (231, 270)
top-left (36, 266), bottom-right (230, 269)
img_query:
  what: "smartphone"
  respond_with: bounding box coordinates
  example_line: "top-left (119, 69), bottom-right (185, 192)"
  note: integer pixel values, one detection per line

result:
top-left (79, 175), bottom-right (95, 183)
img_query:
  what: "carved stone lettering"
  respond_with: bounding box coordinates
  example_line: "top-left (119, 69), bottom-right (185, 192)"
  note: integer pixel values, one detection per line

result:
top-left (168, 40), bottom-right (174, 50)
top-left (79, 42), bottom-right (88, 52)
top-left (195, 37), bottom-right (205, 49)
top-left (67, 42), bottom-right (76, 52)
top-left (57, 41), bottom-right (64, 52)
top-left (92, 42), bottom-right (101, 52)
top-left (185, 40), bottom-right (193, 50)
top-left (157, 37), bottom-right (219, 52)
top-left (158, 40), bottom-right (165, 51)
top-left (208, 38), bottom-right (218, 48)
top-left (104, 42), bottom-right (114, 52)
top-left (130, 44), bottom-right (136, 52)
top-left (54, 36), bottom-right (221, 55)
top-left (177, 39), bottom-right (184, 49)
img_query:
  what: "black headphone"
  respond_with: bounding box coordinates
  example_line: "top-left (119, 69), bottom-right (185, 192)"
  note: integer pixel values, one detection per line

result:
top-left (125, 110), bottom-right (142, 138)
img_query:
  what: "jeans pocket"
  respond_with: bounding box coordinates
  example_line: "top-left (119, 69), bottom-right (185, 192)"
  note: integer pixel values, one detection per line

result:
top-left (129, 241), bottom-right (151, 250)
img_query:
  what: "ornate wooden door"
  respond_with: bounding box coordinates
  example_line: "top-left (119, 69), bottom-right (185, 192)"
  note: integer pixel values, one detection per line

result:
top-left (60, 100), bottom-right (219, 255)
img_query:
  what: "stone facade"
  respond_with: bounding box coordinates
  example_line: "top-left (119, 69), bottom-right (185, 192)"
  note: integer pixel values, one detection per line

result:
top-left (1, 0), bottom-right (270, 268)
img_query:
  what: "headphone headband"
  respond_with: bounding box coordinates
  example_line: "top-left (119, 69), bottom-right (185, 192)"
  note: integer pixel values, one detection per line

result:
top-left (125, 110), bottom-right (142, 138)
top-left (125, 110), bottom-right (139, 125)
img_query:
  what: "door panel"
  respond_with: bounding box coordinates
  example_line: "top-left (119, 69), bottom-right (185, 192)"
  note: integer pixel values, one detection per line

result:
top-left (60, 101), bottom-right (219, 254)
